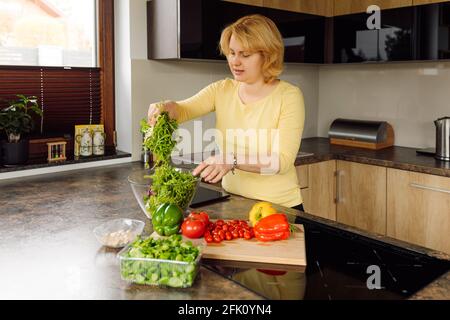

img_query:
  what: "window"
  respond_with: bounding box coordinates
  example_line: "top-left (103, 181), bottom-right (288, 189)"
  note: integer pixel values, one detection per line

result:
top-left (0, 0), bottom-right (97, 67)
top-left (0, 0), bottom-right (115, 154)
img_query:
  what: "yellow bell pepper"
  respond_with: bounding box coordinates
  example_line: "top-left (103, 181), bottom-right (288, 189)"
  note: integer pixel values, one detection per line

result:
top-left (248, 201), bottom-right (277, 227)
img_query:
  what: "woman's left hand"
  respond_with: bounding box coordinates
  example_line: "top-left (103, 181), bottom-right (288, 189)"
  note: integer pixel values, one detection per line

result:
top-left (192, 155), bottom-right (233, 184)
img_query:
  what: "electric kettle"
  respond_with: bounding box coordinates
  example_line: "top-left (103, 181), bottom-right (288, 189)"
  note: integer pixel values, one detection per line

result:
top-left (435, 117), bottom-right (450, 161)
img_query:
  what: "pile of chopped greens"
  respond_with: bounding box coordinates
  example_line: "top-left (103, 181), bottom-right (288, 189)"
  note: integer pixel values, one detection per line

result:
top-left (144, 163), bottom-right (198, 214)
top-left (119, 234), bottom-right (201, 287)
top-left (140, 103), bottom-right (198, 217)
top-left (140, 109), bottom-right (178, 165)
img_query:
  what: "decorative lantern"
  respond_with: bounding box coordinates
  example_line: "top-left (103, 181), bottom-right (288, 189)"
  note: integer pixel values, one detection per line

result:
top-left (47, 141), bottom-right (67, 163)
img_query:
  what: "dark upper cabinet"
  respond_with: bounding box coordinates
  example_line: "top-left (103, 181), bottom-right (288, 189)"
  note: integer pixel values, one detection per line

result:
top-left (149, 0), bottom-right (325, 63)
top-left (333, 6), bottom-right (414, 63)
top-left (415, 2), bottom-right (450, 60)
top-left (263, 7), bottom-right (326, 63)
top-left (148, 0), bottom-right (450, 64)
top-left (333, 2), bottom-right (450, 63)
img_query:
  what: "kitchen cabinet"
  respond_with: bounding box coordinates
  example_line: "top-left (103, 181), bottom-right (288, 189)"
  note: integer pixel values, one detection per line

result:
top-left (148, 0), bottom-right (325, 63)
top-left (413, 0), bottom-right (450, 5)
top-left (296, 161), bottom-right (337, 221)
top-left (415, 2), bottom-right (450, 60)
top-left (334, 0), bottom-right (412, 16)
top-left (333, 1), bottom-right (450, 63)
top-left (224, 0), bottom-right (334, 16)
top-left (387, 168), bottom-right (450, 254)
top-left (333, 5), bottom-right (414, 63)
top-left (336, 161), bottom-right (387, 235)
top-left (222, 0), bottom-right (263, 6)
top-left (264, 0), bottom-right (334, 17)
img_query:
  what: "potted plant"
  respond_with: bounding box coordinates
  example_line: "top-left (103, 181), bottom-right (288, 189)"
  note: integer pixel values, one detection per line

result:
top-left (0, 95), bottom-right (43, 165)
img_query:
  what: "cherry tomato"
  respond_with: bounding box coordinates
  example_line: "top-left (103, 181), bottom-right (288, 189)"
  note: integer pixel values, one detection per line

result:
top-left (218, 230), bottom-right (225, 240)
top-left (225, 231), bottom-right (233, 241)
top-left (181, 218), bottom-right (206, 239)
top-left (216, 219), bottom-right (224, 226)
top-left (205, 235), bottom-right (213, 243)
top-left (222, 224), bottom-right (229, 232)
top-left (238, 229), bottom-right (245, 238)
top-left (213, 235), bottom-right (222, 243)
top-left (188, 211), bottom-right (210, 226)
top-left (244, 231), bottom-right (252, 240)
top-left (232, 230), bottom-right (239, 239)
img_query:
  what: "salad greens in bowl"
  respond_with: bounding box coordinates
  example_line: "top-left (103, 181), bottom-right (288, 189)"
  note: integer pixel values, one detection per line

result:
top-left (128, 166), bottom-right (200, 220)
top-left (117, 234), bottom-right (202, 288)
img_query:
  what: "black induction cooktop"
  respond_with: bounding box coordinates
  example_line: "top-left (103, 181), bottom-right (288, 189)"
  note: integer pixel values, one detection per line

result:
top-left (203, 216), bottom-right (450, 300)
top-left (190, 186), bottom-right (230, 208)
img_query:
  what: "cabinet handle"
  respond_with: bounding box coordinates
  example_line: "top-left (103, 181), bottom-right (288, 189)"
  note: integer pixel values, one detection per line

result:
top-left (335, 170), bottom-right (342, 203)
top-left (410, 183), bottom-right (450, 195)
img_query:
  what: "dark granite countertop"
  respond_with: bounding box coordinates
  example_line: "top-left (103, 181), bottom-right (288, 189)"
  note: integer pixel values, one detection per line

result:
top-left (296, 138), bottom-right (450, 177)
top-left (0, 162), bottom-right (448, 300)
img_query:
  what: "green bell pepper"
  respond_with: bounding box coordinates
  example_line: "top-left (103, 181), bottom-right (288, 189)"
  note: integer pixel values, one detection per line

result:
top-left (152, 203), bottom-right (184, 236)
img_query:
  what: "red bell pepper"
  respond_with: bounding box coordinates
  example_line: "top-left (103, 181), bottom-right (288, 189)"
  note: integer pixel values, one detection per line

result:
top-left (254, 213), bottom-right (290, 242)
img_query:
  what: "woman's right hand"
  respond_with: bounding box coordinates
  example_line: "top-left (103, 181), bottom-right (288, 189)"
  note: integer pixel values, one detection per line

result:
top-left (147, 101), bottom-right (178, 126)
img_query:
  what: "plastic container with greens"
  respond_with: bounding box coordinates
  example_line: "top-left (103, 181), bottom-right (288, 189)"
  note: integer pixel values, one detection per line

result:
top-left (117, 234), bottom-right (202, 288)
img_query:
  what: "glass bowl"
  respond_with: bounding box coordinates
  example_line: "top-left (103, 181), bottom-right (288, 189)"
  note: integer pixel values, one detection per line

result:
top-left (127, 167), bottom-right (200, 220)
top-left (93, 218), bottom-right (145, 248)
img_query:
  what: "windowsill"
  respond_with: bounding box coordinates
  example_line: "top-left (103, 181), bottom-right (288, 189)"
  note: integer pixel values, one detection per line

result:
top-left (0, 150), bottom-right (132, 179)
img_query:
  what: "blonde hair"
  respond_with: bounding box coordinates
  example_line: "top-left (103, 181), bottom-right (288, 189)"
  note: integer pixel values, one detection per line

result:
top-left (219, 14), bottom-right (284, 83)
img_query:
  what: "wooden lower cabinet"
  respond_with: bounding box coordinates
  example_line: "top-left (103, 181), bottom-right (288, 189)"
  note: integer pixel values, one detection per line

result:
top-left (387, 168), bottom-right (450, 254)
top-left (336, 161), bottom-right (387, 235)
top-left (296, 160), bottom-right (336, 221)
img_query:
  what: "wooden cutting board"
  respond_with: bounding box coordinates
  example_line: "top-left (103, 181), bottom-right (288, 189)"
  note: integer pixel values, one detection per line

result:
top-left (196, 224), bottom-right (306, 267)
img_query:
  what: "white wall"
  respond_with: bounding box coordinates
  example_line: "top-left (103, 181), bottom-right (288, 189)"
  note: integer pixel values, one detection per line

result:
top-left (114, 0), bottom-right (132, 154)
top-left (317, 62), bottom-right (450, 148)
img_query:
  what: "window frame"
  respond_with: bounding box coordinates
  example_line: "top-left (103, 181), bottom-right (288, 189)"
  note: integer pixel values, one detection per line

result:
top-left (0, 0), bottom-right (115, 151)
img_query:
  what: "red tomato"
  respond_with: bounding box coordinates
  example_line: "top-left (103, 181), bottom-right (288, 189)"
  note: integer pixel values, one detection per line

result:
top-left (244, 231), bottom-right (252, 240)
top-left (218, 230), bottom-right (225, 240)
top-left (232, 230), bottom-right (239, 239)
top-left (181, 218), bottom-right (206, 239)
top-left (225, 231), bottom-right (233, 241)
top-left (205, 235), bottom-right (213, 243)
top-left (188, 211), bottom-right (210, 225)
top-left (213, 235), bottom-right (222, 243)
top-left (257, 269), bottom-right (287, 276)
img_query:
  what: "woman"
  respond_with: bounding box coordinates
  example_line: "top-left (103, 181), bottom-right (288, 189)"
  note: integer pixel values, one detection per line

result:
top-left (147, 14), bottom-right (305, 211)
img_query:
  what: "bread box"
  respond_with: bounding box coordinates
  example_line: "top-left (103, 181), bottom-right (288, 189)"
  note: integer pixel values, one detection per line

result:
top-left (328, 119), bottom-right (394, 150)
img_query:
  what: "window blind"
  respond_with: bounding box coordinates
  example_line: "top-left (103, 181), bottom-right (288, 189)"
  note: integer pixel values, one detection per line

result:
top-left (0, 66), bottom-right (102, 137)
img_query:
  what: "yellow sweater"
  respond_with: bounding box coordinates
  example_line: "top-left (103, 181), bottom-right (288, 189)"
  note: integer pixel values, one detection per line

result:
top-left (176, 78), bottom-right (305, 207)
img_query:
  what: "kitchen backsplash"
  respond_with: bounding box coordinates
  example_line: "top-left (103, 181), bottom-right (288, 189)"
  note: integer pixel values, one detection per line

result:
top-left (131, 59), bottom-right (319, 160)
top-left (318, 62), bottom-right (450, 149)
top-left (128, 59), bottom-right (450, 160)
